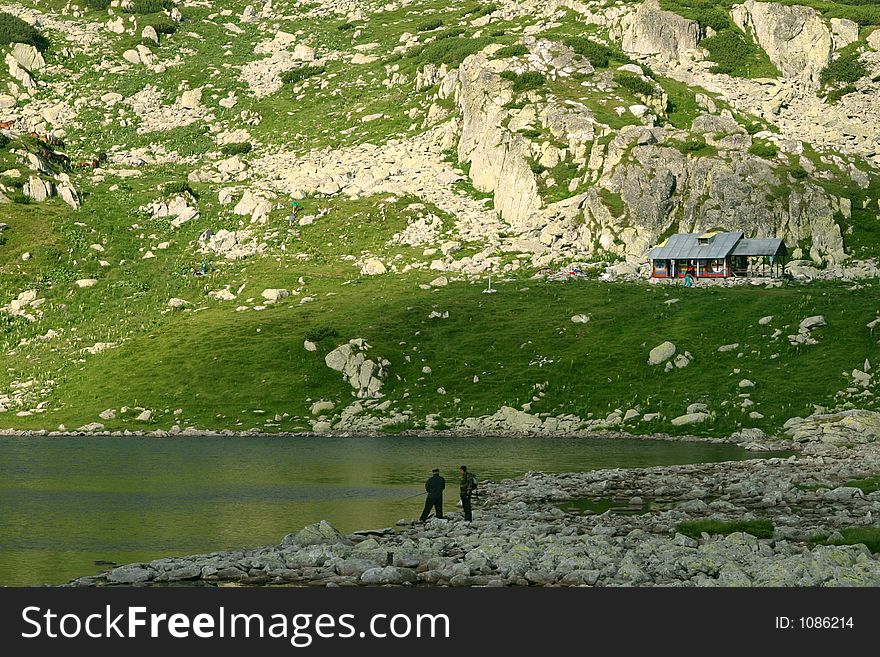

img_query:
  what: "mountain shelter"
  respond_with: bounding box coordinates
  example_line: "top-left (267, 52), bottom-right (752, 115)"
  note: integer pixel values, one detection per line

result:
top-left (648, 231), bottom-right (787, 279)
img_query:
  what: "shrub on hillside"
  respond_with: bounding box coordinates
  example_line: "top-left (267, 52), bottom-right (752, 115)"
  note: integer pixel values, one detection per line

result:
top-left (162, 180), bottom-right (197, 198)
top-left (147, 17), bottom-right (178, 35)
top-left (660, 1), bottom-right (730, 31)
top-left (820, 52), bottom-right (867, 87)
top-left (415, 37), bottom-right (493, 67)
top-left (80, 0), bottom-right (111, 10)
top-left (492, 44), bottom-right (528, 59)
top-left (788, 165), bottom-right (808, 179)
top-left (417, 18), bottom-right (443, 32)
top-left (220, 142), bottom-right (253, 156)
top-left (0, 11), bottom-right (49, 50)
top-left (123, 0), bottom-right (173, 14)
top-left (563, 36), bottom-right (616, 68)
top-left (614, 72), bottom-right (655, 97)
top-left (748, 142), bottom-right (778, 158)
top-left (0, 134), bottom-right (10, 149)
top-left (281, 65), bottom-right (325, 85)
top-left (528, 159), bottom-right (547, 175)
top-left (465, 3), bottom-right (498, 17)
top-left (674, 137), bottom-right (707, 153)
top-left (702, 28), bottom-right (778, 78)
top-left (500, 70), bottom-right (545, 93)
top-left (305, 326), bottom-right (339, 343)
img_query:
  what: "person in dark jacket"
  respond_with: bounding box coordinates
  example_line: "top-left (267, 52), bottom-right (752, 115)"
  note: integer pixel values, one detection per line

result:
top-left (459, 465), bottom-right (475, 521)
top-left (419, 468), bottom-right (445, 522)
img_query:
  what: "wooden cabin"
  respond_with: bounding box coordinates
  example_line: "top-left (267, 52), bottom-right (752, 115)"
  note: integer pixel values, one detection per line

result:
top-left (649, 231), bottom-right (788, 279)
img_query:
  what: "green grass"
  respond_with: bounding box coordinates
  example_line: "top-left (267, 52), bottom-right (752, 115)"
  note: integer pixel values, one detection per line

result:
top-left (1, 0), bottom-right (879, 437)
top-left (823, 527), bottom-right (880, 553)
top-left (677, 519), bottom-right (775, 539)
top-left (843, 475), bottom-right (880, 494)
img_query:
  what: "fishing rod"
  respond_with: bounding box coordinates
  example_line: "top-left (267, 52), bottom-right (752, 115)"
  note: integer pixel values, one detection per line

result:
top-left (399, 490), bottom-right (429, 501)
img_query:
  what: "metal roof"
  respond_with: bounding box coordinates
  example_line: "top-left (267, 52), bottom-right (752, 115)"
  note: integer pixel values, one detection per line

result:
top-left (648, 231), bottom-right (743, 260)
top-left (730, 238), bottom-right (786, 257)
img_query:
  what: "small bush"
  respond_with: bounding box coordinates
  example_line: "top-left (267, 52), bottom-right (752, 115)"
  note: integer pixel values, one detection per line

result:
top-left (281, 65), bottom-right (325, 85)
top-left (416, 37), bottom-right (493, 67)
top-left (703, 28), bottom-right (778, 78)
top-left (465, 3), bottom-right (498, 17)
top-left (563, 36), bottom-right (624, 68)
top-left (123, 0), bottom-right (172, 14)
top-left (80, 0), bottom-right (111, 10)
top-left (748, 142), bottom-right (778, 158)
top-left (337, 22), bottom-right (355, 31)
top-left (489, 29), bottom-right (506, 37)
top-left (528, 159), bottom-right (547, 175)
top-left (162, 180), bottom-right (197, 198)
top-left (788, 165), bottom-right (808, 179)
top-left (820, 52), bottom-right (867, 87)
top-left (220, 142), bottom-right (253, 156)
top-left (305, 326), bottom-right (339, 343)
top-left (661, 2), bottom-right (730, 31)
top-left (147, 17), bottom-right (178, 35)
top-left (492, 44), bottom-right (528, 59)
top-left (674, 137), bottom-right (707, 153)
top-left (614, 72), bottom-right (655, 97)
top-left (501, 70), bottom-right (545, 93)
top-left (0, 11), bottom-right (49, 51)
top-left (433, 28), bottom-right (465, 41)
top-left (518, 128), bottom-right (542, 139)
top-left (0, 134), bottom-right (9, 149)
top-left (12, 192), bottom-right (30, 204)
top-left (417, 18), bottom-right (443, 32)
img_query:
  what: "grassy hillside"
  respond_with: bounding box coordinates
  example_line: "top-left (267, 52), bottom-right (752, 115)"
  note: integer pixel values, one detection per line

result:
top-left (1, 0), bottom-right (879, 437)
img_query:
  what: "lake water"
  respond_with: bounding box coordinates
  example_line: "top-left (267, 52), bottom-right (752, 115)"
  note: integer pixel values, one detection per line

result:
top-left (0, 435), bottom-right (775, 586)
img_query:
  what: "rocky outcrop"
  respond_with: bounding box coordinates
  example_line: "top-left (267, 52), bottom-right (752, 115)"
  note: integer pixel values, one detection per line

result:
top-left (785, 410), bottom-right (880, 444)
top-left (607, 144), bottom-right (846, 262)
top-left (198, 229), bottom-right (266, 260)
top-left (620, 0), bottom-right (701, 63)
top-left (456, 51), bottom-right (541, 228)
top-left (732, 1), bottom-right (833, 85)
top-left (324, 338), bottom-right (389, 398)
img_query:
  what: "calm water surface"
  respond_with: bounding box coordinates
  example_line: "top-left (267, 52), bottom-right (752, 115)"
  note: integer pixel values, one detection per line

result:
top-left (0, 435), bottom-right (774, 585)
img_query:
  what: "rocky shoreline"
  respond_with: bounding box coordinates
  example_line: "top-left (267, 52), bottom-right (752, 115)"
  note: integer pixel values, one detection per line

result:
top-left (66, 414), bottom-right (880, 588)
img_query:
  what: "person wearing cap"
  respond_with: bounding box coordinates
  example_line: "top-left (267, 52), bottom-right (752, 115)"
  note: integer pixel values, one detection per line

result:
top-left (419, 467), bottom-right (445, 522)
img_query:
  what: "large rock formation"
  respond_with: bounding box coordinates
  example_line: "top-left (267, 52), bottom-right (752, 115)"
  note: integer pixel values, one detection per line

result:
top-left (732, 1), bottom-right (833, 85)
top-left (456, 51), bottom-right (542, 228)
top-left (620, 0), bottom-right (702, 63)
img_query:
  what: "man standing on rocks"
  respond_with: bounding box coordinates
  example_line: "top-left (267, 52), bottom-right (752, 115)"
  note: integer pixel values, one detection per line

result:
top-left (419, 467), bottom-right (445, 522)
top-left (459, 465), bottom-right (476, 522)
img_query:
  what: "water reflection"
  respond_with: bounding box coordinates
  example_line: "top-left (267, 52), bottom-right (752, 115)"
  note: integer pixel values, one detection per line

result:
top-left (0, 435), bottom-right (774, 585)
